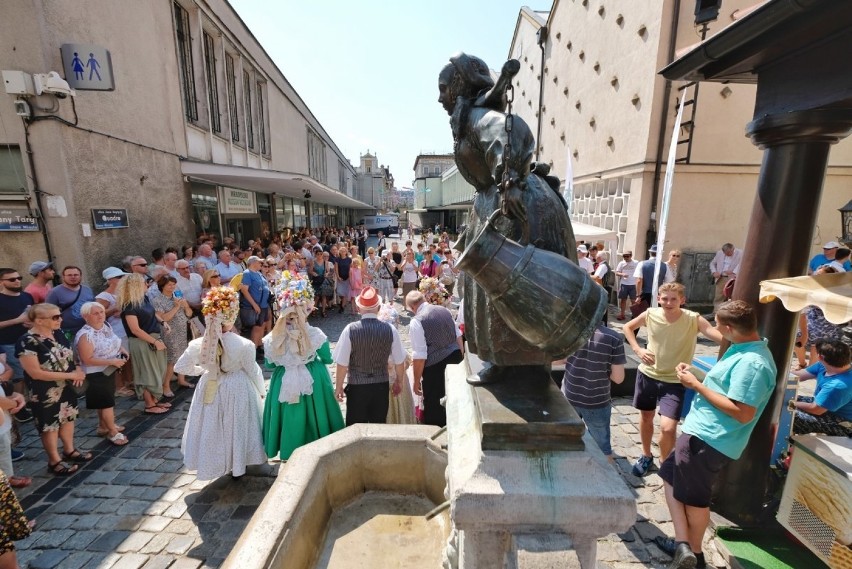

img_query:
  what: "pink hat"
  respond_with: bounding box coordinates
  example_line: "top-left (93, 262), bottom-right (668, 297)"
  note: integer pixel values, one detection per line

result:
top-left (355, 286), bottom-right (382, 310)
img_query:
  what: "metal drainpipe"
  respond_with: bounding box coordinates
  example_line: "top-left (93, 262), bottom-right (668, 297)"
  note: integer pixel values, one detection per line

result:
top-left (23, 121), bottom-right (56, 271)
top-left (535, 24), bottom-right (548, 162)
top-left (648, 0), bottom-right (682, 251)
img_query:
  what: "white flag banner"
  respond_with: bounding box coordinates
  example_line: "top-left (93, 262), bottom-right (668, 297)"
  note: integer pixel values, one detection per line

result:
top-left (563, 145), bottom-right (574, 216)
top-left (651, 91), bottom-right (687, 307)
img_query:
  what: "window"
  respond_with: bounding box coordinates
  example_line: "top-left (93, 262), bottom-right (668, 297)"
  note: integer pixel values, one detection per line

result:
top-left (256, 81), bottom-right (267, 154)
top-left (243, 69), bottom-right (254, 150)
top-left (225, 53), bottom-right (239, 142)
top-left (174, 2), bottom-right (198, 122)
top-left (203, 32), bottom-right (221, 134)
top-left (306, 128), bottom-right (327, 184)
top-left (0, 145), bottom-right (27, 194)
top-left (338, 160), bottom-right (348, 194)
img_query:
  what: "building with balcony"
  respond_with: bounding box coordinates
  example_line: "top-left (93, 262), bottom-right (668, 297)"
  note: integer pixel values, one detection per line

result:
top-left (0, 0), bottom-right (371, 282)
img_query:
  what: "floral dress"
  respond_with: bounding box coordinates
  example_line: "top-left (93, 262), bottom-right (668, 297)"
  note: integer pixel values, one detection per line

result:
top-left (15, 331), bottom-right (79, 433)
top-left (365, 256), bottom-right (381, 288)
top-left (152, 293), bottom-right (189, 364)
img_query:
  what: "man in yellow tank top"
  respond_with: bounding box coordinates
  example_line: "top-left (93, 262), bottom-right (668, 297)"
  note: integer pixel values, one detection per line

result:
top-left (623, 283), bottom-right (723, 477)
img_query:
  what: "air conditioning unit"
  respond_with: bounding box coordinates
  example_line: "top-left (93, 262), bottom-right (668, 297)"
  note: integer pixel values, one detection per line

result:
top-left (777, 435), bottom-right (852, 568)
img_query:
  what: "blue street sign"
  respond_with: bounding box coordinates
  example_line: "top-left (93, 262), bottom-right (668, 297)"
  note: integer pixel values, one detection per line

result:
top-left (92, 208), bottom-right (129, 229)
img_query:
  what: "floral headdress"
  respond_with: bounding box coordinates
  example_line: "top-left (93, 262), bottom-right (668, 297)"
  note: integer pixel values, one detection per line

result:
top-left (418, 277), bottom-right (451, 306)
top-left (275, 276), bottom-right (315, 312)
top-left (268, 275), bottom-right (315, 358)
top-left (199, 286), bottom-right (241, 403)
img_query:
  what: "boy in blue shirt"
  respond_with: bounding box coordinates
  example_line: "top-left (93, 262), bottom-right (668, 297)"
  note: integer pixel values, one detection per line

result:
top-left (791, 339), bottom-right (852, 436)
top-left (657, 300), bottom-right (776, 569)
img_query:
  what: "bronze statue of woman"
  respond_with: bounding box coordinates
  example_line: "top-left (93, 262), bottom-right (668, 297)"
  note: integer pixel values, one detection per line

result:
top-left (439, 53), bottom-right (598, 385)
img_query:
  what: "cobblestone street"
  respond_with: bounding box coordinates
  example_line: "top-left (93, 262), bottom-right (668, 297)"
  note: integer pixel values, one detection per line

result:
top-left (13, 279), bottom-right (731, 568)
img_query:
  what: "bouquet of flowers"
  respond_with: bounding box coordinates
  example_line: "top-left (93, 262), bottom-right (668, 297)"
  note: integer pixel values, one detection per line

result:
top-left (418, 277), bottom-right (450, 306)
top-left (201, 286), bottom-right (240, 322)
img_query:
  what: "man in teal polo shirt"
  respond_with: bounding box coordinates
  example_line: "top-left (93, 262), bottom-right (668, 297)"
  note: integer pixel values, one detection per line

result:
top-left (658, 300), bottom-right (776, 569)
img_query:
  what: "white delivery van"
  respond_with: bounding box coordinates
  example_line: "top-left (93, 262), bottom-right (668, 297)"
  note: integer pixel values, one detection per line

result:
top-left (357, 215), bottom-right (399, 235)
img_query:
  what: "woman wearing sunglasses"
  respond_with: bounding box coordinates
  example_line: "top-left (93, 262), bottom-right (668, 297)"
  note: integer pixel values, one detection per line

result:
top-left (16, 304), bottom-right (91, 476)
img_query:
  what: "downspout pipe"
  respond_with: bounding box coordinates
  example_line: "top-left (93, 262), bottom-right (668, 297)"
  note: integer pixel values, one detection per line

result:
top-left (22, 120), bottom-right (56, 273)
top-left (648, 0), bottom-right (682, 251)
top-left (535, 24), bottom-right (548, 162)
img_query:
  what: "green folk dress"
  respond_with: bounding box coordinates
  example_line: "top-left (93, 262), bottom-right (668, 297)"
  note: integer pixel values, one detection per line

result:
top-left (261, 327), bottom-right (344, 460)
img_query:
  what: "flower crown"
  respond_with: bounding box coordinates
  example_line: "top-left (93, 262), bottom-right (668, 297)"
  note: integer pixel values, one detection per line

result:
top-left (275, 276), bottom-right (314, 311)
top-left (418, 277), bottom-right (450, 306)
top-left (201, 286), bottom-right (240, 322)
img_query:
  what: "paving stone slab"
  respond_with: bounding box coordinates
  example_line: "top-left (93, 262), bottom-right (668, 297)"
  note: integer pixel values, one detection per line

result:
top-left (56, 551), bottom-right (96, 569)
top-left (29, 549), bottom-right (70, 569)
top-left (61, 530), bottom-right (101, 550)
top-left (140, 554), bottom-right (177, 569)
top-left (109, 553), bottom-right (150, 569)
top-left (89, 530), bottom-right (133, 552)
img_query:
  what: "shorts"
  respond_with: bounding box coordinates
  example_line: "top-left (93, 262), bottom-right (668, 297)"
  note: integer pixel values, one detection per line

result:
top-left (239, 307), bottom-right (269, 329)
top-left (659, 434), bottom-right (731, 508)
top-left (0, 345), bottom-right (23, 383)
top-left (633, 370), bottom-right (685, 420)
top-left (617, 284), bottom-right (637, 300)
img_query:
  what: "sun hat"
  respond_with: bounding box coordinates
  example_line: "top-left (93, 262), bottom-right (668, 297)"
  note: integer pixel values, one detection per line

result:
top-left (102, 267), bottom-right (129, 280)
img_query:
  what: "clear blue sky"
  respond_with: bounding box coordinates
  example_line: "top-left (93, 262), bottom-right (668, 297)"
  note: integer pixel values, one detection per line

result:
top-left (229, 0), bottom-right (549, 187)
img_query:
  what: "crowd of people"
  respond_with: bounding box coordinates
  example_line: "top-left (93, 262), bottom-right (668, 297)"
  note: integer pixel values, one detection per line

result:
top-left (0, 227), bottom-right (849, 568)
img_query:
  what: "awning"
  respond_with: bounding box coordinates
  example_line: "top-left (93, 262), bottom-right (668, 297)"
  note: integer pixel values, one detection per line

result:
top-left (759, 272), bottom-right (852, 324)
top-left (573, 221), bottom-right (617, 243)
top-left (180, 160), bottom-right (374, 210)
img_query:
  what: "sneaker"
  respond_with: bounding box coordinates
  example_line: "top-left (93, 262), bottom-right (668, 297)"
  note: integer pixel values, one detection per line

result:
top-left (11, 449), bottom-right (24, 462)
top-left (668, 542), bottom-right (697, 569)
top-left (13, 407), bottom-right (33, 423)
top-left (632, 455), bottom-right (654, 477)
top-left (654, 536), bottom-right (677, 556)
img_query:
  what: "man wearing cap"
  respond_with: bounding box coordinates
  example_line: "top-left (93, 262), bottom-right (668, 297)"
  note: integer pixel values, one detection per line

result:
top-left (809, 241), bottom-right (851, 274)
top-left (239, 256), bottom-right (271, 349)
top-left (615, 251), bottom-right (638, 320)
top-left (709, 243), bottom-right (743, 313)
top-left (634, 245), bottom-right (668, 305)
top-left (406, 290), bottom-right (464, 427)
top-left (333, 287), bottom-right (407, 425)
top-left (577, 245), bottom-right (594, 274)
top-left (24, 261), bottom-right (54, 304)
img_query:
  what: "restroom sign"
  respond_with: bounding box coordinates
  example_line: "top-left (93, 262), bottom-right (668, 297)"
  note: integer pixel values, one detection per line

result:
top-left (61, 44), bottom-right (115, 91)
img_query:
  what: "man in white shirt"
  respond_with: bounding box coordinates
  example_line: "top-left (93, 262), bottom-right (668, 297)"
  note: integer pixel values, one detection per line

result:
top-left (164, 252), bottom-right (178, 277)
top-left (300, 240), bottom-right (314, 265)
top-left (195, 244), bottom-right (217, 271)
top-left (709, 243), bottom-right (743, 313)
top-left (174, 260), bottom-right (203, 312)
top-left (214, 250), bottom-right (242, 282)
top-left (406, 290), bottom-right (464, 427)
top-left (615, 251), bottom-right (639, 320)
top-left (577, 245), bottom-right (594, 274)
top-left (333, 287), bottom-right (406, 425)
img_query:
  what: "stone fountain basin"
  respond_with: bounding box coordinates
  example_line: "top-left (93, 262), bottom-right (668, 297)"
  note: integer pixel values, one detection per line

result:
top-left (223, 425), bottom-right (450, 569)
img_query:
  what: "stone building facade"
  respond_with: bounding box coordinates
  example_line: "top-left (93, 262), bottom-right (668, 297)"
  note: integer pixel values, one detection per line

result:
top-left (0, 0), bottom-right (370, 288)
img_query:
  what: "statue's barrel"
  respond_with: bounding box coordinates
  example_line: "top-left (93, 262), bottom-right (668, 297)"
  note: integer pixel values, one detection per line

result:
top-left (457, 212), bottom-right (607, 357)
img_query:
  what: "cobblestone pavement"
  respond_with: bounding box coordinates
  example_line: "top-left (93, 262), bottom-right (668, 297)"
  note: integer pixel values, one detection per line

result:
top-left (13, 237), bottom-right (736, 568)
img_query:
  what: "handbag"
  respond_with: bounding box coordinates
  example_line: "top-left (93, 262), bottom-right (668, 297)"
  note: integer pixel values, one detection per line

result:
top-left (630, 297), bottom-right (649, 318)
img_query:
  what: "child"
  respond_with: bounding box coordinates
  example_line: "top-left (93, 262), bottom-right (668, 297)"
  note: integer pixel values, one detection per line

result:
top-left (349, 258), bottom-right (364, 315)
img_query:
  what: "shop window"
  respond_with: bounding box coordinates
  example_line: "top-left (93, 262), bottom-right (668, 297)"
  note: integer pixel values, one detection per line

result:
top-left (173, 2), bottom-right (198, 122)
top-left (0, 145), bottom-right (27, 194)
top-left (191, 183), bottom-right (221, 241)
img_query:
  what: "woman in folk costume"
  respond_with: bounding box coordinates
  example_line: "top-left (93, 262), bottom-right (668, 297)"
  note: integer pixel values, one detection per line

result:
top-left (377, 303), bottom-right (416, 424)
top-left (262, 278), bottom-right (344, 460)
top-left (175, 286), bottom-right (267, 480)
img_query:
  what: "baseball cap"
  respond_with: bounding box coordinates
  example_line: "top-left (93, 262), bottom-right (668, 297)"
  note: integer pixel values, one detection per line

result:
top-left (29, 261), bottom-right (53, 276)
top-left (246, 256), bottom-right (263, 265)
top-left (823, 241), bottom-right (841, 249)
top-left (577, 245), bottom-right (588, 253)
top-left (622, 250), bottom-right (633, 256)
top-left (102, 267), bottom-right (129, 280)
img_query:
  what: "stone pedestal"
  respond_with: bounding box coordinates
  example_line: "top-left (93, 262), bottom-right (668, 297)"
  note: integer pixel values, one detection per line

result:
top-left (444, 358), bottom-right (636, 569)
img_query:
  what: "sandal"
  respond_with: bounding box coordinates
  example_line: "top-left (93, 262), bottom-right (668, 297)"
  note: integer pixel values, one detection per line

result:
top-left (144, 405), bottom-right (169, 414)
top-left (47, 461), bottom-right (79, 476)
top-left (107, 432), bottom-right (129, 446)
top-left (161, 392), bottom-right (176, 400)
top-left (115, 387), bottom-right (135, 397)
top-left (8, 475), bottom-right (32, 488)
top-left (63, 449), bottom-right (93, 463)
top-left (96, 425), bottom-right (125, 437)
top-left (157, 400), bottom-right (172, 408)
top-left (178, 380), bottom-right (196, 389)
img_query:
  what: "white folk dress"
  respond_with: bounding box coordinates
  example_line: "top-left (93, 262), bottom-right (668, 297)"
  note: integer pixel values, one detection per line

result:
top-left (175, 331), bottom-right (267, 480)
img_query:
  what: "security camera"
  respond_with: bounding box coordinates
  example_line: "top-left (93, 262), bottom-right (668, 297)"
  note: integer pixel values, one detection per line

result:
top-left (33, 71), bottom-right (76, 98)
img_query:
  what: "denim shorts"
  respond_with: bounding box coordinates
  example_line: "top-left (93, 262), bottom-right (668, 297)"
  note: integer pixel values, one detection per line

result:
top-left (575, 404), bottom-right (612, 456)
